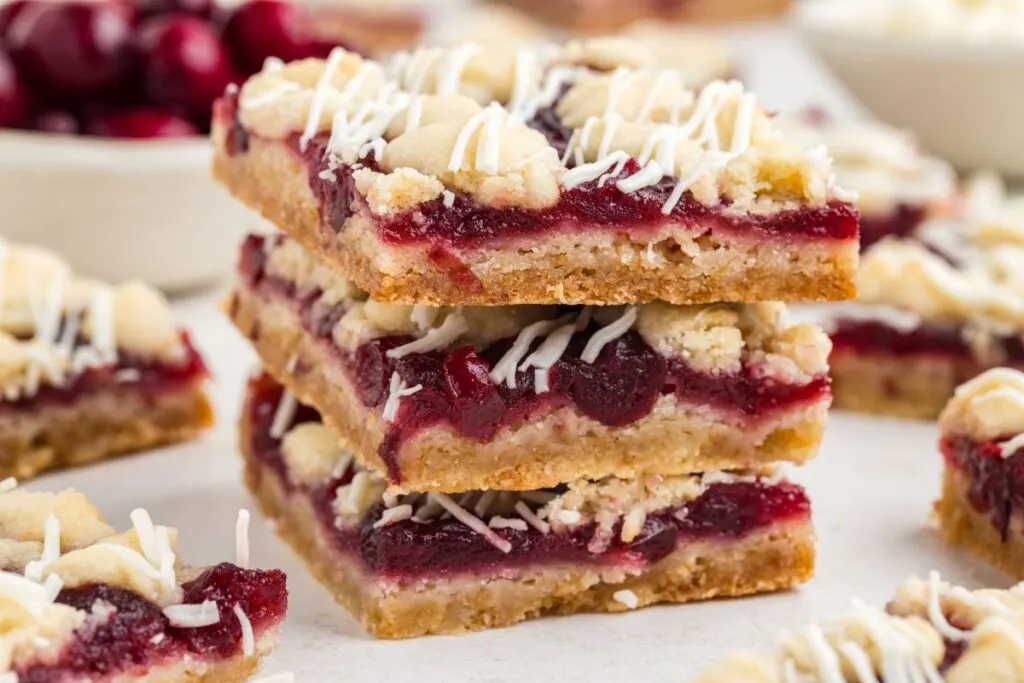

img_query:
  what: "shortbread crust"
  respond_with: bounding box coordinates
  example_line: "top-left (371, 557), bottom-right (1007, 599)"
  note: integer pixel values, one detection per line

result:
top-left (240, 380), bottom-right (815, 638)
top-left (212, 41), bottom-right (858, 306)
top-left (228, 239), bottom-right (831, 492)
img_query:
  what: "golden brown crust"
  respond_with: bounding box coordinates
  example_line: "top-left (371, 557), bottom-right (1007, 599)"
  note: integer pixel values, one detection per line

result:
top-left (938, 466), bottom-right (1024, 580)
top-left (0, 383), bottom-right (214, 481)
top-left (241, 416), bottom-right (815, 639)
top-left (228, 286), bottom-right (829, 493)
top-left (830, 351), bottom-right (971, 420)
top-left (487, 0), bottom-right (792, 32)
top-left (212, 133), bottom-right (857, 307)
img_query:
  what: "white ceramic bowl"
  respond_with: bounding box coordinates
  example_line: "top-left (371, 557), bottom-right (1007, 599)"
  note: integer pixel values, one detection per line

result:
top-left (0, 130), bottom-right (262, 293)
top-left (796, 3), bottom-right (1024, 177)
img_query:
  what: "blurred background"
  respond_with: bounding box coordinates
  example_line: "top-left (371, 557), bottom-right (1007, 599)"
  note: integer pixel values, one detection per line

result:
top-left (0, 0), bottom-right (1020, 292)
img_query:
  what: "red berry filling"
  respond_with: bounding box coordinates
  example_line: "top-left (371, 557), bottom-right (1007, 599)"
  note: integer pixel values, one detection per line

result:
top-left (0, 331), bottom-right (209, 415)
top-left (942, 434), bottom-right (1024, 541)
top-left (245, 373), bottom-right (811, 580)
top-left (239, 234), bottom-right (830, 483)
top-left (15, 564), bottom-right (286, 683)
top-left (859, 204), bottom-right (927, 251)
top-left (831, 320), bottom-right (1024, 365)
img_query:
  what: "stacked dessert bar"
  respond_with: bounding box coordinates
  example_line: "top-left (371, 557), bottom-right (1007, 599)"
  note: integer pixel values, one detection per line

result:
top-left (211, 40), bottom-right (859, 637)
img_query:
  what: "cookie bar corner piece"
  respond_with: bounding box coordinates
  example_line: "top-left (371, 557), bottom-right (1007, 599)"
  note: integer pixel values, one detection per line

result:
top-left (212, 41), bottom-right (859, 306)
top-left (936, 368), bottom-right (1024, 578)
top-left (240, 372), bottom-right (815, 638)
top-left (0, 240), bottom-right (214, 481)
top-left (0, 481), bottom-right (287, 682)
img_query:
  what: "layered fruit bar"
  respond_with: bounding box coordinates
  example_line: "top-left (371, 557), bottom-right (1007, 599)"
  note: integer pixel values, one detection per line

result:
top-left (828, 179), bottom-right (1024, 418)
top-left (694, 572), bottom-right (1024, 682)
top-left (242, 372), bottom-right (815, 638)
top-left (212, 40), bottom-right (859, 306)
top-left (228, 233), bottom-right (832, 493)
top-left (488, 0), bottom-right (793, 32)
top-left (0, 481), bottom-right (287, 682)
top-left (776, 112), bottom-right (957, 250)
top-left (0, 240), bottom-right (213, 480)
top-left (937, 368), bottom-right (1024, 578)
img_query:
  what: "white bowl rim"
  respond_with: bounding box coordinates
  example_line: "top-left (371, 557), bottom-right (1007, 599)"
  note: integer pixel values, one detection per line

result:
top-left (0, 129), bottom-right (212, 170)
top-left (795, 2), bottom-right (1024, 64)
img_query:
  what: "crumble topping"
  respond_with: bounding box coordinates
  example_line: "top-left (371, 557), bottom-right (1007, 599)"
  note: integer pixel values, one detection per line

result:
top-left (939, 368), bottom-right (1024, 444)
top-left (259, 235), bottom-right (829, 386)
top-left (775, 114), bottom-right (955, 214)
top-left (0, 240), bottom-right (186, 402)
top-left (281, 422), bottom-right (350, 485)
top-left (232, 41), bottom-right (848, 214)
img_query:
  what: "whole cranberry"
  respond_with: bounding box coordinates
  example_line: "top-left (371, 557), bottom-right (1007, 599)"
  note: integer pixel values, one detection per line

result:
top-left (86, 106), bottom-right (198, 138)
top-left (6, 0), bottom-right (135, 100)
top-left (222, 0), bottom-right (311, 74)
top-left (32, 109), bottom-right (80, 134)
top-left (0, 0), bottom-right (28, 45)
top-left (132, 0), bottom-right (212, 20)
top-left (0, 48), bottom-right (30, 127)
top-left (134, 16), bottom-right (233, 116)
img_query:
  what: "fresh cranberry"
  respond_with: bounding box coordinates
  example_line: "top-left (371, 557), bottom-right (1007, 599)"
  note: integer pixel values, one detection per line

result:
top-left (0, 0), bottom-right (27, 44)
top-left (132, 0), bottom-right (212, 20)
top-left (0, 47), bottom-right (30, 127)
top-left (32, 109), bottom-right (80, 134)
top-left (134, 15), bottom-right (234, 116)
top-left (6, 0), bottom-right (135, 100)
top-left (443, 347), bottom-right (504, 440)
top-left (565, 333), bottom-right (666, 427)
top-left (86, 106), bottom-right (198, 138)
top-left (222, 0), bottom-right (311, 74)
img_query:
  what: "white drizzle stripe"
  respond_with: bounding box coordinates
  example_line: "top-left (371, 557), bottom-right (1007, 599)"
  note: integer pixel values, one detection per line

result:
top-left (299, 48), bottom-right (347, 152)
top-left (24, 515), bottom-right (60, 583)
top-left (164, 601), bottom-right (220, 628)
top-left (489, 316), bottom-right (571, 388)
top-left (448, 109), bottom-right (487, 173)
top-left (514, 501), bottom-right (550, 535)
top-left (233, 604), bottom-right (255, 656)
top-left (386, 312), bottom-right (468, 358)
top-left (999, 433), bottom-right (1024, 458)
top-left (373, 504), bottom-right (413, 529)
top-left (488, 516), bottom-right (528, 531)
top-left (242, 82), bottom-right (301, 110)
top-left (581, 307), bottom-right (637, 363)
top-left (269, 391), bottom-right (298, 440)
top-left (436, 44), bottom-right (481, 95)
top-left (236, 510), bottom-right (251, 569)
top-left (430, 493), bottom-right (512, 553)
top-left (562, 151), bottom-right (631, 189)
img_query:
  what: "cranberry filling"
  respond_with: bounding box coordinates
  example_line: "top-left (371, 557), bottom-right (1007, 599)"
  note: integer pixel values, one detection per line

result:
top-left (245, 373), bottom-right (811, 580)
top-left (0, 332), bottom-right (208, 415)
top-left (859, 204), bottom-right (927, 251)
top-left (941, 434), bottom-right (1024, 541)
top-left (16, 564), bottom-right (286, 683)
top-left (216, 95), bottom-right (859, 252)
top-left (831, 320), bottom-right (1024, 366)
top-left (239, 234), bottom-right (830, 482)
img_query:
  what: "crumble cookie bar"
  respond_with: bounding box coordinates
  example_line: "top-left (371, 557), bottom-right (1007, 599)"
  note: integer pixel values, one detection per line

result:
top-left (241, 373), bottom-right (815, 639)
top-left (0, 240), bottom-right (213, 480)
top-left (211, 40), bottom-right (859, 306)
top-left (694, 572), bottom-right (1024, 682)
top-left (489, 0), bottom-right (792, 32)
top-left (0, 480), bottom-right (287, 682)
top-left (937, 368), bottom-right (1024, 578)
top-left (827, 175), bottom-right (1024, 419)
top-left (776, 112), bottom-right (957, 250)
top-left (229, 233), bottom-right (832, 493)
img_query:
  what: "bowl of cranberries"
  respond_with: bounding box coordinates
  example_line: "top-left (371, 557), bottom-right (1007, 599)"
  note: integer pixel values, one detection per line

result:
top-left (0, 0), bottom-right (349, 292)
